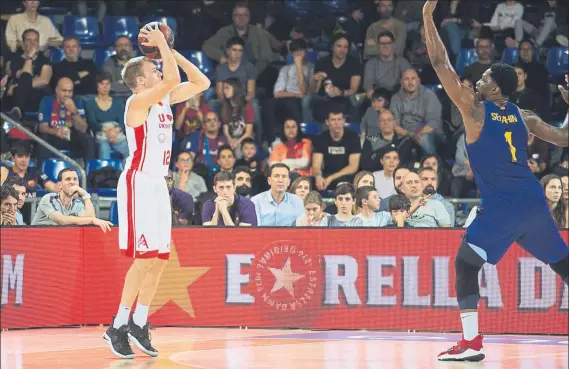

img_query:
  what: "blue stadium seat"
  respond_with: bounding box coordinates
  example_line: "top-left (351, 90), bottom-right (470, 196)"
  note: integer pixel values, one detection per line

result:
top-left (109, 201), bottom-right (119, 225)
top-left (286, 51), bottom-right (320, 65)
top-left (49, 48), bottom-right (65, 64)
top-left (178, 50), bottom-right (213, 79)
top-left (86, 159), bottom-right (123, 175)
top-left (424, 84), bottom-right (443, 93)
top-left (63, 16), bottom-right (101, 45)
top-left (103, 16), bottom-right (139, 45)
top-left (501, 48), bottom-right (519, 65)
top-left (345, 123), bottom-right (360, 134)
top-left (546, 47), bottom-right (568, 78)
top-left (41, 159), bottom-right (79, 183)
top-left (97, 188), bottom-right (118, 197)
top-left (94, 48), bottom-right (115, 69)
top-left (455, 48), bottom-right (478, 76)
top-left (142, 16), bottom-right (178, 37)
top-left (300, 122), bottom-right (321, 135)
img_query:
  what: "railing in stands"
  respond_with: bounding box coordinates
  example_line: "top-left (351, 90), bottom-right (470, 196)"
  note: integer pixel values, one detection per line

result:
top-left (1, 112), bottom-right (87, 189)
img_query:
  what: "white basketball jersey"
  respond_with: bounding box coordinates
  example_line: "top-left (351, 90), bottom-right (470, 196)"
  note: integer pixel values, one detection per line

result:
top-left (123, 94), bottom-right (173, 177)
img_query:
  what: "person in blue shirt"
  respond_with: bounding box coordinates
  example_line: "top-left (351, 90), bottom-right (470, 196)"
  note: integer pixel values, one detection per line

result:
top-left (251, 163), bottom-right (304, 226)
top-left (37, 77), bottom-right (96, 161)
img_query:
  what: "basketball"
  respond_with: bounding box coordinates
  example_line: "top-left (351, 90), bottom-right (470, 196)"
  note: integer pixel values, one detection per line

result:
top-left (138, 22), bottom-right (174, 60)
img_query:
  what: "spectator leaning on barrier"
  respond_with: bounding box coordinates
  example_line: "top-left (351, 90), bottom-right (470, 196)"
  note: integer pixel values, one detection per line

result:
top-left (401, 171), bottom-right (451, 228)
top-left (320, 183), bottom-right (363, 227)
top-left (165, 172), bottom-right (195, 226)
top-left (31, 168), bottom-right (111, 232)
top-left (202, 171), bottom-right (257, 226)
top-left (0, 185), bottom-right (19, 226)
top-left (251, 163), bottom-right (304, 226)
top-left (355, 186), bottom-right (393, 227)
top-left (3, 176), bottom-right (27, 225)
top-left (418, 167), bottom-right (456, 226)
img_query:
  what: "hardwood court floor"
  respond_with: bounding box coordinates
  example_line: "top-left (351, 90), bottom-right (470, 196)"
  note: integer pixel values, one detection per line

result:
top-left (1, 327), bottom-right (567, 369)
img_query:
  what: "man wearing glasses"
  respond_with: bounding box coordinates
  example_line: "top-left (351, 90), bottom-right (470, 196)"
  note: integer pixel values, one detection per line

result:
top-left (180, 111), bottom-right (228, 170)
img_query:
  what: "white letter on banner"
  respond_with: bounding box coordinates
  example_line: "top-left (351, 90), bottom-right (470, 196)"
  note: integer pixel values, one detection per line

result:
top-left (225, 254), bottom-right (254, 304)
top-left (478, 264), bottom-right (503, 308)
top-left (561, 282), bottom-right (568, 311)
top-left (366, 256), bottom-right (396, 306)
top-left (433, 256), bottom-right (458, 307)
top-left (323, 256), bottom-right (361, 305)
top-left (402, 256), bottom-right (431, 306)
top-left (518, 258), bottom-right (556, 310)
top-left (1, 254), bottom-right (24, 306)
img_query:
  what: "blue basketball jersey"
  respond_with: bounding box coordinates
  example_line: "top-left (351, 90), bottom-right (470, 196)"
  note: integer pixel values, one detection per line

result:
top-left (466, 100), bottom-right (542, 202)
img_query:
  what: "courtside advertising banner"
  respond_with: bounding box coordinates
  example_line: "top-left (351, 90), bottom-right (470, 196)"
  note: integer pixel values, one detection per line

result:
top-left (1, 228), bottom-right (567, 334)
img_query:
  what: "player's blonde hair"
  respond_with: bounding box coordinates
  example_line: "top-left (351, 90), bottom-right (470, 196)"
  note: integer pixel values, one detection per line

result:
top-left (121, 56), bottom-right (151, 89)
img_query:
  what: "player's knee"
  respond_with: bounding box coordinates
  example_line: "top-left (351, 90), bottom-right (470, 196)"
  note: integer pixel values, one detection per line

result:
top-left (550, 255), bottom-right (569, 282)
top-left (133, 258), bottom-right (158, 274)
top-left (455, 242), bottom-right (483, 310)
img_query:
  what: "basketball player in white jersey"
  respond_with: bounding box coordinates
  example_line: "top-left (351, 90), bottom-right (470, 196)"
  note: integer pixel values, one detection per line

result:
top-left (103, 24), bottom-right (210, 359)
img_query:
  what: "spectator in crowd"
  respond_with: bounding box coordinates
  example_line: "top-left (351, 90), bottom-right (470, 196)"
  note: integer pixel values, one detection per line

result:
top-left (288, 176), bottom-right (311, 201)
top-left (269, 118), bottom-right (312, 177)
top-left (51, 36), bottom-right (98, 96)
top-left (406, 22), bottom-right (438, 85)
top-left (419, 167), bottom-right (456, 226)
top-left (372, 148), bottom-right (400, 199)
top-left (562, 175), bottom-right (569, 222)
top-left (202, 2), bottom-right (281, 75)
top-left (446, 77), bottom-right (472, 143)
top-left (354, 170), bottom-right (375, 189)
top-left (420, 155), bottom-right (453, 197)
top-left (391, 69), bottom-right (443, 156)
top-left (0, 185), bottom-right (18, 226)
top-left (181, 111), bottom-right (228, 169)
top-left (394, 0), bottom-right (424, 32)
top-left (379, 166), bottom-right (410, 211)
top-left (37, 77), bottom-right (96, 161)
top-left (517, 39), bottom-right (549, 100)
top-left (84, 72), bottom-right (129, 161)
top-left (401, 171), bottom-right (451, 227)
top-left (208, 145), bottom-right (237, 187)
top-left (0, 141), bottom-right (57, 194)
top-left (175, 92), bottom-right (211, 141)
top-left (295, 190), bottom-right (328, 226)
top-left (265, 38), bottom-right (314, 141)
top-left (251, 163), bottom-right (304, 226)
top-left (510, 64), bottom-right (542, 116)
top-left (165, 172), bottom-right (195, 226)
top-left (235, 137), bottom-right (266, 178)
top-left (360, 88), bottom-right (391, 140)
top-left (5, 29), bottom-right (52, 115)
top-left (451, 133), bottom-right (477, 198)
top-left (320, 183), bottom-right (363, 227)
top-left (361, 110), bottom-right (408, 171)
top-left (312, 110), bottom-right (361, 191)
top-left (463, 37), bottom-right (494, 84)
top-left (234, 166), bottom-right (253, 198)
top-left (202, 171), bottom-right (257, 226)
top-left (439, 0), bottom-right (482, 61)
top-left (355, 186), bottom-right (393, 227)
top-left (485, 0), bottom-right (524, 53)
top-left (31, 168), bottom-right (111, 231)
top-left (364, 0), bottom-right (406, 59)
top-left (364, 31), bottom-right (411, 95)
top-left (540, 174), bottom-right (567, 229)
top-left (5, 0), bottom-right (62, 53)
top-left (220, 78), bottom-right (254, 157)
top-left (506, 0), bottom-right (562, 49)
top-left (102, 36), bottom-right (134, 99)
top-left (3, 176), bottom-right (26, 225)
top-left (173, 152), bottom-right (207, 199)
top-left (387, 194), bottom-right (413, 228)
top-left (527, 133), bottom-right (549, 178)
top-left (309, 33), bottom-right (362, 123)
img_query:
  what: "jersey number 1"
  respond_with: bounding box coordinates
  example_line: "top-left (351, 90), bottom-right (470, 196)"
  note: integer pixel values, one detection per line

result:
top-left (504, 131), bottom-right (517, 162)
top-left (163, 150), bottom-right (171, 166)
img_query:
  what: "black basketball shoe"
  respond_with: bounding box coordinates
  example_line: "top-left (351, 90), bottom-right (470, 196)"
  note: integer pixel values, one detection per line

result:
top-left (103, 317), bottom-right (135, 359)
top-left (128, 317), bottom-right (159, 357)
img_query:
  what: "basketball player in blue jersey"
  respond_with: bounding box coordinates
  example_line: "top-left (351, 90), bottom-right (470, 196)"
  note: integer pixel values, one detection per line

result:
top-left (423, 0), bottom-right (569, 362)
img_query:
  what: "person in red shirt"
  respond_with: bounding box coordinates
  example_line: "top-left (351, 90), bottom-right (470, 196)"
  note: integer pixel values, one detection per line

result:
top-left (174, 91), bottom-right (211, 141)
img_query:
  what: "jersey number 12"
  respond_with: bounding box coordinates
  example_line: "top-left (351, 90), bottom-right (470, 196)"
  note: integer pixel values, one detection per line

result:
top-left (504, 131), bottom-right (517, 162)
top-left (163, 150), bottom-right (171, 166)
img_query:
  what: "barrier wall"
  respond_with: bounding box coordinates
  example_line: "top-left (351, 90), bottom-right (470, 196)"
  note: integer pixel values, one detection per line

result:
top-left (1, 228), bottom-right (567, 334)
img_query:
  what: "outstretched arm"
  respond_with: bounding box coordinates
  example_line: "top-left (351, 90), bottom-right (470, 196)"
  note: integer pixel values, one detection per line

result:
top-left (170, 51), bottom-right (212, 104)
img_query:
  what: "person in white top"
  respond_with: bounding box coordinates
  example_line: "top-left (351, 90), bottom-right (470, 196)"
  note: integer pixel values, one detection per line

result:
top-left (372, 147), bottom-right (400, 198)
top-left (105, 24), bottom-right (210, 360)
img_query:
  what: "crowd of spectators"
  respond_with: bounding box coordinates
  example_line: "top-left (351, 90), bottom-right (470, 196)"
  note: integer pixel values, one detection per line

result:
top-left (1, 0), bottom-right (568, 228)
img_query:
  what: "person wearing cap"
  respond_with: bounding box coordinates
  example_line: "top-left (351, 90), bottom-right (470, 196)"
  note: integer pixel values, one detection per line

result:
top-left (0, 141), bottom-right (58, 194)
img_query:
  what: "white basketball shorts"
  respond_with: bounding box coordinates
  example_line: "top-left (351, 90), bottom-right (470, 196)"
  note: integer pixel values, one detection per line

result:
top-left (117, 170), bottom-right (171, 260)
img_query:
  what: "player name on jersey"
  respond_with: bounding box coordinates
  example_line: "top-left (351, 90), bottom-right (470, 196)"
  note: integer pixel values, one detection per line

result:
top-left (490, 112), bottom-right (519, 124)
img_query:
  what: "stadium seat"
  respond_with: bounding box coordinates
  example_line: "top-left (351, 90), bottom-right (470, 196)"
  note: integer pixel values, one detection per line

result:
top-left (455, 48), bottom-right (478, 76)
top-left (501, 48), bottom-right (519, 65)
top-left (109, 201), bottom-right (119, 225)
top-left (546, 47), bottom-right (568, 78)
top-left (345, 123), bottom-right (360, 134)
top-left (86, 159), bottom-right (123, 175)
top-left (286, 51), bottom-right (320, 65)
top-left (41, 159), bottom-right (79, 183)
top-left (103, 16), bottom-right (139, 45)
top-left (424, 84), bottom-right (443, 93)
top-left (94, 47), bottom-right (115, 69)
top-left (142, 16), bottom-right (178, 37)
top-left (49, 48), bottom-right (66, 64)
top-left (300, 122), bottom-right (321, 135)
top-left (63, 16), bottom-right (101, 45)
top-left (97, 188), bottom-right (118, 197)
top-left (178, 50), bottom-right (213, 79)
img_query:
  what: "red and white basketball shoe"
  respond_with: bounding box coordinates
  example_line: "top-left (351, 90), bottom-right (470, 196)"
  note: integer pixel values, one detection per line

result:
top-left (437, 334), bottom-right (485, 361)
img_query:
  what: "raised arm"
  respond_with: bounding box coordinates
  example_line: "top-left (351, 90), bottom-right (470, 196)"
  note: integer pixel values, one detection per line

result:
top-left (169, 50), bottom-right (211, 104)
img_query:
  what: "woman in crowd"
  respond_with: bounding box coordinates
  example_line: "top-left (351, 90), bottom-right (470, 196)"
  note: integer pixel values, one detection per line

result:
top-left (295, 191), bottom-right (328, 226)
top-left (353, 170), bottom-right (375, 189)
top-left (288, 176), bottom-right (311, 201)
top-left (221, 77), bottom-right (254, 158)
top-left (269, 118), bottom-right (312, 177)
top-left (540, 174), bottom-right (567, 229)
top-left (84, 72), bottom-right (129, 161)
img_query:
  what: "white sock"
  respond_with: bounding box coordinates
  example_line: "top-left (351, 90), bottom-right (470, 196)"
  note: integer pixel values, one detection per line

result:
top-left (460, 312), bottom-right (479, 341)
top-left (113, 305), bottom-right (131, 328)
top-left (133, 303), bottom-right (149, 328)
